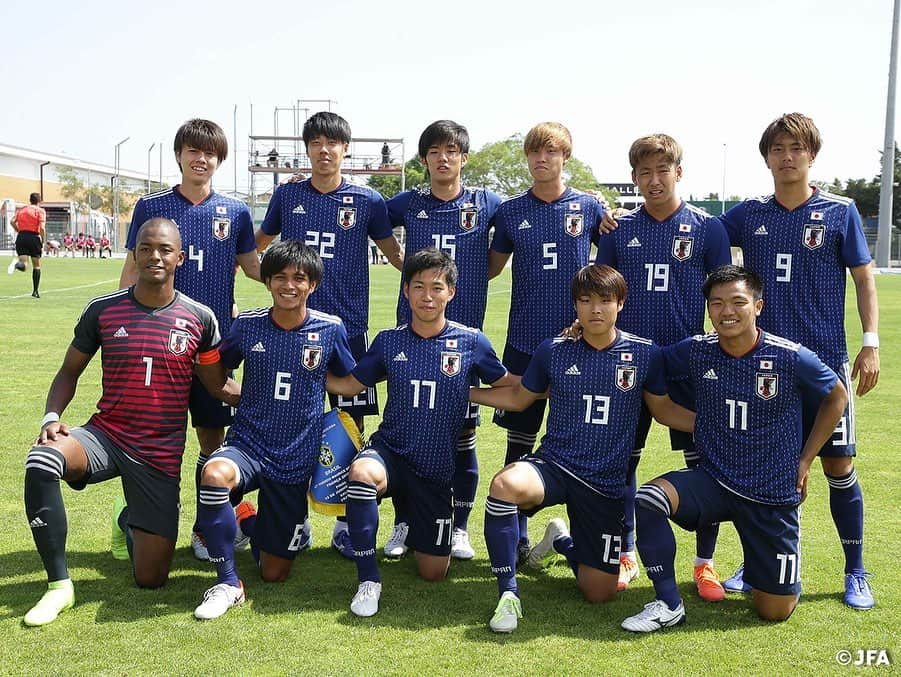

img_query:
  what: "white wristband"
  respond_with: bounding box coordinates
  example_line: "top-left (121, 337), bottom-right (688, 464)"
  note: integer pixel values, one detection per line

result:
top-left (40, 412), bottom-right (60, 428)
top-left (862, 332), bottom-right (880, 349)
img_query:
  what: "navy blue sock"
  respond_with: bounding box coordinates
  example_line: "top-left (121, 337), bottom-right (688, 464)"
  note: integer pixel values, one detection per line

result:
top-left (635, 485), bottom-right (681, 610)
top-left (197, 485), bottom-right (239, 586)
top-left (622, 451), bottom-right (640, 552)
top-left (827, 469), bottom-right (865, 573)
top-left (553, 534), bottom-right (579, 577)
top-left (24, 447), bottom-right (69, 582)
top-left (484, 497), bottom-right (519, 596)
top-left (453, 432), bottom-right (478, 531)
top-left (346, 481), bottom-right (380, 583)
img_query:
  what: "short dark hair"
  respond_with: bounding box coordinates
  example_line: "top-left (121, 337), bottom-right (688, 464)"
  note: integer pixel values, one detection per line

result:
top-left (403, 247), bottom-right (458, 288)
top-left (418, 120), bottom-right (470, 159)
top-left (260, 240), bottom-right (323, 286)
top-left (758, 113), bottom-right (822, 159)
top-left (29, 192), bottom-right (40, 205)
top-left (571, 264), bottom-right (627, 304)
top-left (135, 217), bottom-right (181, 247)
top-left (303, 111), bottom-right (351, 146)
top-left (703, 264), bottom-right (763, 301)
top-left (173, 119), bottom-right (228, 162)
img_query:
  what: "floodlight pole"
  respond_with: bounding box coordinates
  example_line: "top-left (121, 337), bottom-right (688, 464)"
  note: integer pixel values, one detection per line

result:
top-left (876, 0), bottom-right (899, 267)
top-left (147, 142), bottom-right (155, 193)
top-left (114, 136), bottom-right (129, 252)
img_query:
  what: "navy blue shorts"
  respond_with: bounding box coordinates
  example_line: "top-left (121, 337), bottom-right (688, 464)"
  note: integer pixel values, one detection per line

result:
top-left (661, 467), bottom-right (801, 595)
top-left (492, 344), bottom-right (547, 435)
top-left (329, 333), bottom-right (379, 418)
top-left (361, 444), bottom-right (453, 556)
top-left (803, 362), bottom-right (855, 458)
top-left (208, 445), bottom-right (311, 559)
top-left (189, 373), bottom-right (235, 430)
top-left (519, 456), bottom-right (624, 574)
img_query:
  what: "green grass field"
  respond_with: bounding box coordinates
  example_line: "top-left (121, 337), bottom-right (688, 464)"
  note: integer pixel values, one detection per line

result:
top-left (0, 256), bottom-right (897, 675)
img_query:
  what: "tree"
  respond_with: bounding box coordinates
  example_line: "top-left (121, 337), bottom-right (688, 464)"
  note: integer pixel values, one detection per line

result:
top-left (826, 143), bottom-right (899, 224)
top-left (56, 166), bottom-right (151, 216)
top-left (367, 157), bottom-right (427, 198)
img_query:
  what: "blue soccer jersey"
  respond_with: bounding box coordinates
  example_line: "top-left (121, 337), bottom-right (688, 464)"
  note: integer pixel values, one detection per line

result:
top-left (721, 189), bottom-right (871, 367)
top-left (127, 188), bottom-right (257, 334)
top-left (523, 332), bottom-right (666, 498)
top-left (388, 186), bottom-right (501, 329)
top-left (218, 308), bottom-right (356, 484)
top-left (352, 321), bottom-right (507, 485)
top-left (491, 188), bottom-right (603, 354)
top-left (664, 331), bottom-right (838, 505)
top-left (595, 201), bottom-right (731, 346)
top-left (260, 178), bottom-right (393, 338)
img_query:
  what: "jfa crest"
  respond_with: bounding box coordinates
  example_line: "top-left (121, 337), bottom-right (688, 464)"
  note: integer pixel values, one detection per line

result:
top-left (302, 345), bottom-right (323, 371)
top-left (212, 218), bottom-right (230, 241)
top-left (460, 208), bottom-right (478, 231)
top-left (337, 207), bottom-right (356, 230)
top-left (672, 236), bottom-right (693, 261)
top-left (441, 351), bottom-right (461, 377)
top-left (168, 329), bottom-right (190, 355)
top-left (565, 213), bottom-right (584, 237)
top-left (616, 365), bottom-right (636, 392)
top-left (803, 224), bottom-right (825, 250)
top-left (756, 372), bottom-right (779, 400)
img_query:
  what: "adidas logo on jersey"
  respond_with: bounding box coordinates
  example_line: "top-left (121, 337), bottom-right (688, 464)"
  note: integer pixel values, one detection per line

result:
top-left (113, 326), bottom-right (129, 338)
top-left (565, 364), bottom-right (581, 375)
top-left (292, 204), bottom-right (306, 214)
top-left (251, 342), bottom-right (266, 352)
top-left (754, 225), bottom-right (768, 235)
top-left (627, 237), bottom-right (641, 247)
top-left (393, 352), bottom-right (408, 361)
top-left (703, 369), bottom-right (718, 380)
top-left (29, 517), bottom-right (47, 528)
top-left (417, 210), bottom-right (429, 219)
top-left (518, 220), bottom-right (531, 229)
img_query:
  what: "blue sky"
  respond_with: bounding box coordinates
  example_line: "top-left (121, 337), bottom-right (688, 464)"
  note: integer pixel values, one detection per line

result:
top-left (2, 0), bottom-right (896, 198)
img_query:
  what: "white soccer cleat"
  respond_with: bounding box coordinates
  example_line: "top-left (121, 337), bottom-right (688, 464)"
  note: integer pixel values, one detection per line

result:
top-left (383, 522), bottom-right (409, 558)
top-left (24, 579), bottom-right (75, 626)
top-left (7, 258), bottom-right (18, 275)
top-left (527, 518), bottom-right (569, 569)
top-left (489, 591), bottom-right (523, 633)
top-left (451, 528), bottom-right (475, 560)
top-left (191, 531), bottom-right (210, 561)
top-left (350, 581), bottom-right (382, 617)
top-left (194, 581), bottom-right (245, 620)
top-left (621, 599), bottom-right (686, 633)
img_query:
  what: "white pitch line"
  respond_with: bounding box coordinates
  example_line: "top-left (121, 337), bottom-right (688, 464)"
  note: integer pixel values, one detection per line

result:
top-left (0, 278), bottom-right (118, 301)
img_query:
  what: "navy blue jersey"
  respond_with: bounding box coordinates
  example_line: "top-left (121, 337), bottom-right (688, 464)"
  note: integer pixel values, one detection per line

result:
top-left (523, 332), bottom-right (666, 498)
top-left (491, 188), bottom-right (603, 354)
top-left (126, 188), bottom-right (256, 335)
top-left (218, 308), bottom-right (355, 484)
top-left (260, 178), bottom-right (393, 338)
top-left (664, 331), bottom-right (837, 505)
top-left (388, 186), bottom-right (501, 329)
top-left (721, 189), bottom-right (871, 367)
top-left (595, 202), bottom-right (731, 346)
top-left (353, 322), bottom-right (507, 485)
top-left (73, 288), bottom-right (221, 477)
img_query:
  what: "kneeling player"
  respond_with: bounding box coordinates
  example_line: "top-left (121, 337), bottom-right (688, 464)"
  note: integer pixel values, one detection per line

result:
top-left (328, 248), bottom-right (512, 617)
top-left (471, 265), bottom-right (694, 633)
top-left (621, 265), bottom-right (847, 632)
top-left (23, 219), bottom-right (237, 626)
top-left (193, 241), bottom-right (356, 619)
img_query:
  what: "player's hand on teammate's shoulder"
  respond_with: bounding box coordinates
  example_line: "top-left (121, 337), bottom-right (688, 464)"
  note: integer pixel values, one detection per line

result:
top-left (851, 347), bottom-right (879, 397)
top-left (560, 319), bottom-right (582, 341)
top-left (282, 172), bottom-right (305, 185)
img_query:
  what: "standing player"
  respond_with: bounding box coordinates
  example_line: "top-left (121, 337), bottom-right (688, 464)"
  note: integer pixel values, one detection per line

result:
top-left (255, 111), bottom-right (404, 557)
top-left (23, 218), bottom-right (238, 626)
top-left (384, 120), bottom-right (502, 560)
top-left (327, 248), bottom-right (511, 617)
top-left (192, 241), bottom-right (357, 619)
top-left (595, 134), bottom-right (732, 598)
top-left (487, 122), bottom-right (605, 558)
top-left (119, 119), bottom-right (261, 561)
top-left (471, 265), bottom-right (695, 633)
top-left (719, 114), bottom-right (879, 609)
top-left (8, 192), bottom-right (46, 298)
top-left (621, 265), bottom-right (847, 632)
